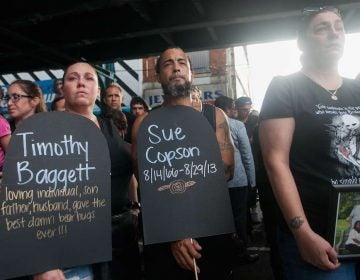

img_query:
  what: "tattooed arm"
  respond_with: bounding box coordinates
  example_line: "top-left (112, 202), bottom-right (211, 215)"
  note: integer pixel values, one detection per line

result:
top-left (259, 118), bottom-right (339, 271)
top-left (214, 107), bottom-right (234, 181)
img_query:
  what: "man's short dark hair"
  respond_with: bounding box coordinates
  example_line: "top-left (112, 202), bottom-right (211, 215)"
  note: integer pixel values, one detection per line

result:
top-left (155, 46), bottom-right (192, 74)
top-left (130, 96), bottom-right (150, 112)
top-left (215, 96), bottom-right (234, 112)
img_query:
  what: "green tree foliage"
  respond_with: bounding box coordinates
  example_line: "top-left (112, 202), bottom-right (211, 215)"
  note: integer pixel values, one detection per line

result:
top-left (339, 192), bottom-right (359, 220)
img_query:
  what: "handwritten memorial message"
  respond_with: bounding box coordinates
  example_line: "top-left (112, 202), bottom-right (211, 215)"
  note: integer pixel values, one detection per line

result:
top-left (0, 112), bottom-right (111, 279)
top-left (15, 133), bottom-right (95, 188)
top-left (2, 185), bottom-right (105, 239)
top-left (142, 124), bottom-right (217, 186)
top-left (137, 106), bottom-right (234, 244)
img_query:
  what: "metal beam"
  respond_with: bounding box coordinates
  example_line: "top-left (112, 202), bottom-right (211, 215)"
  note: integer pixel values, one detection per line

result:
top-left (0, 1), bottom-right (128, 27)
top-left (63, 2), bottom-right (360, 47)
top-left (114, 74), bottom-right (137, 97)
top-left (117, 59), bottom-right (139, 80)
top-left (192, 0), bottom-right (205, 15)
top-left (63, 10), bottom-right (302, 46)
top-left (129, 2), bottom-right (152, 22)
top-left (160, 33), bottom-right (175, 45)
top-left (207, 27), bottom-right (218, 41)
top-left (0, 26), bottom-right (87, 74)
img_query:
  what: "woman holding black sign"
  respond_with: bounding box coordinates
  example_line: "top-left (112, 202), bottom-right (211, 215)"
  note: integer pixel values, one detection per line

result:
top-left (34, 62), bottom-right (141, 280)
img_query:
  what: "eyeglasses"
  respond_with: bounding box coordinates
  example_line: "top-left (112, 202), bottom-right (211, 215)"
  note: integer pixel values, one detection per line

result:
top-left (302, 6), bottom-right (341, 17)
top-left (3, 94), bottom-right (33, 103)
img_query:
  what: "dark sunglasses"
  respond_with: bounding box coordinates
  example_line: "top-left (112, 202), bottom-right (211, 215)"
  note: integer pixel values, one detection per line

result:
top-left (302, 6), bottom-right (341, 17)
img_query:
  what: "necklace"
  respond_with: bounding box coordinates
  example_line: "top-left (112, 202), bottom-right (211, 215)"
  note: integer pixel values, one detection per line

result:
top-left (300, 71), bottom-right (342, 101)
top-left (325, 88), bottom-right (339, 101)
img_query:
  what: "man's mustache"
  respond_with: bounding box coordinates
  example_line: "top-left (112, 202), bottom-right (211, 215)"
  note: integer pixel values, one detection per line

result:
top-left (170, 74), bottom-right (186, 80)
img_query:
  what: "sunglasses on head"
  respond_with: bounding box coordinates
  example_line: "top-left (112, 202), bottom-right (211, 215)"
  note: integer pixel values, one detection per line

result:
top-left (302, 6), bottom-right (341, 17)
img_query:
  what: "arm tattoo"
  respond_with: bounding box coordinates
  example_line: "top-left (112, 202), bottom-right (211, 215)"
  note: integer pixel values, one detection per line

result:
top-left (218, 121), bottom-right (232, 150)
top-left (289, 216), bottom-right (304, 230)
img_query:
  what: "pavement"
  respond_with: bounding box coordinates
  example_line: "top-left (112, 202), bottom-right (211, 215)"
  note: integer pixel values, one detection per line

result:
top-left (232, 222), bottom-right (276, 280)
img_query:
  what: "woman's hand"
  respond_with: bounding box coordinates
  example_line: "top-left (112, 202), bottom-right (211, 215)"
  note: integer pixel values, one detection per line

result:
top-left (33, 269), bottom-right (65, 280)
top-left (295, 229), bottom-right (340, 271)
top-left (170, 238), bottom-right (202, 273)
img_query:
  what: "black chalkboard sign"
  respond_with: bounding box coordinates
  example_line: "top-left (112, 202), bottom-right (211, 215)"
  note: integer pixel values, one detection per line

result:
top-left (137, 106), bottom-right (235, 245)
top-left (0, 112), bottom-right (111, 279)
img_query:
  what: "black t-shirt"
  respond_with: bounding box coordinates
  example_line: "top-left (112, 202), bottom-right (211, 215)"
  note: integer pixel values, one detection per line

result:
top-left (260, 72), bottom-right (360, 237)
top-left (244, 111), bottom-right (259, 140)
top-left (98, 117), bottom-right (133, 215)
top-left (124, 110), bottom-right (135, 143)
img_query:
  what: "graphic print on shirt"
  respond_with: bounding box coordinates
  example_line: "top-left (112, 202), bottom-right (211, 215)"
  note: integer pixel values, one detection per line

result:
top-left (332, 114), bottom-right (360, 174)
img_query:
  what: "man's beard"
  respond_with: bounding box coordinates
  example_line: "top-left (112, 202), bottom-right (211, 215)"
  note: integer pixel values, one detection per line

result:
top-left (162, 81), bottom-right (191, 97)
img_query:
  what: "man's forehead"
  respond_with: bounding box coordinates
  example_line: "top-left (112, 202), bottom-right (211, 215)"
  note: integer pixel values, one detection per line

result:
top-left (162, 48), bottom-right (188, 61)
top-left (106, 86), bottom-right (122, 94)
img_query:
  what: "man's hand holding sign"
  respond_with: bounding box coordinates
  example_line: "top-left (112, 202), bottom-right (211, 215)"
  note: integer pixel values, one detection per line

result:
top-left (132, 47), bottom-right (235, 280)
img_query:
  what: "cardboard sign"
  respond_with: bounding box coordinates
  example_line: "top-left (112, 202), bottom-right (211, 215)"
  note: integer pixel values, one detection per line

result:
top-left (0, 112), bottom-right (111, 279)
top-left (137, 106), bottom-right (235, 244)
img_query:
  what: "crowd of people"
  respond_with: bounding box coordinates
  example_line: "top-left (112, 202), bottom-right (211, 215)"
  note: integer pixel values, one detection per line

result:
top-left (1, 6), bottom-right (360, 280)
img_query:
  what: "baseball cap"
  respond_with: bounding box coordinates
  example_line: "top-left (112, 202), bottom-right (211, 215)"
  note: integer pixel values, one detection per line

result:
top-left (235, 96), bottom-right (252, 107)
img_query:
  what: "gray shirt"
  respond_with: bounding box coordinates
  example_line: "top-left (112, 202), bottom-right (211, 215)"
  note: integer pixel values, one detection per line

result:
top-left (227, 118), bottom-right (255, 188)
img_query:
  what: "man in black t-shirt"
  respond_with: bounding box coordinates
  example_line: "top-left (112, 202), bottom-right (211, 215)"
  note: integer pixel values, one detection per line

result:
top-left (132, 47), bottom-right (235, 280)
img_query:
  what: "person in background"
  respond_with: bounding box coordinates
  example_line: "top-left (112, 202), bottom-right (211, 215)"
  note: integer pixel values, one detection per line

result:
top-left (110, 109), bottom-right (128, 138)
top-left (51, 96), bottom-right (66, 112)
top-left (103, 82), bottom-right (135, 143)
top-left (345, 220), bottom-right (360, 254)
top-left (0, 87), bottom-right (8, 117)
top-left (6, 80), bottom-right (47, 132)
top-left (235, 96), bottom-right (261, 228)
top-left (214, 95), bottom-right (258, 265)
top-left (34, 62), bottom-right (141, 280)
top-left (190, 86), bottom-right (202, 112)
top-left (235, 96), bottom-right (259, 142)
top-left (190, 86), bottom-right (219, 132)
top-left (130, 96), bottom-right (149, 117)
top-left (346, 197), bottom-right (360, 228)
top-left (0, 112), bottom-right (10, 173)
top-left (0, 85), bottom-right (10, 172)
top-left (260, 6), bottom-right (358, 279)
top-left (53, 78), bottom-right (64, 96)
top-left (107, 90), bottom-right (140, 219)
